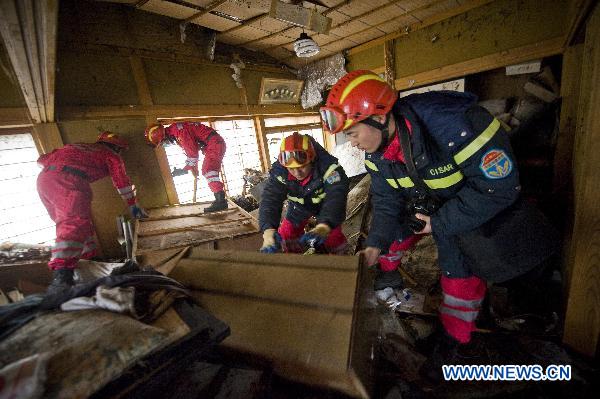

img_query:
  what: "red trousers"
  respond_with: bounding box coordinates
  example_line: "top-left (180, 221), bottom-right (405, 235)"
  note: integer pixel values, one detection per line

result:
top-left (37, 170), bottom-right (97, 270)
top-left (277, 218), bottom-right (347, 254)
top-left (440, 275), bottom-right (486, 343)
top-left (201, 139), bottom-right (226, 193)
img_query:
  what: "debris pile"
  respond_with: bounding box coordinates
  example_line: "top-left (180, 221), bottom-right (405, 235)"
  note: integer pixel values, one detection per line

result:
top-left (0, 243), bottom-right (51, 265)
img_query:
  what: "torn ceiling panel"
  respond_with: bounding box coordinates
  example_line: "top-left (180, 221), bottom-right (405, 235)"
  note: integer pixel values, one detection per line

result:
top-left (93, 0), bottom-right (492, 68)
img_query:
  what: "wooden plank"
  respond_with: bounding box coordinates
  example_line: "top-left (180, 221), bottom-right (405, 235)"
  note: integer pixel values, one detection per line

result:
top-left (145, 203), bottom-right (237, 220)
top-left (394, 37), bottom-right (565, 90)
top-left (139, 215), bottom-right (253, 236)
top-left (173, 256), bottom-right (359, 310)
top-left (39, 0), bottom-right (58, 122)
top-left (135, 223), bottom-right (259, 254)
top-left (134, 202), bottom-right (259, 254)
top-left (172, 249), bottom-right (373, 398)
top-left (154, 246), bottom-right (190, 276)
top-left (563, 3), bottom-right (600, 358)
top-left (58, 103), bottom-right (309, 120)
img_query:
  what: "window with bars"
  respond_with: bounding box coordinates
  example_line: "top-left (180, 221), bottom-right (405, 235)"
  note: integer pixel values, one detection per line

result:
top-left (214, 119), bottom-right (262, 196)
top-left (0, 133), bottom-right (55, 245)
top-left (163, 119), bottom-right (262, 202)
top-left (263, 115), bottom-right (324, 164)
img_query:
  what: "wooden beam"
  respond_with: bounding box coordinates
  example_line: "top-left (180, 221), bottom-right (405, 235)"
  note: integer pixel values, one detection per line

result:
top-left (563, 3), bottom-right (600, 357)
top-left (129, 56), bottom-right (153, 106)
top-left (384, 40), bottom-right (396, 90)
top-left (393, 37), bottom-right (564, 90)
top-left (253, 116), bottom-right (270, 173)
top-left (347, 0), bottom-right (494, 56)
top-left (58, 41), bottom-right (289, 74)
top-left (0, 0), bottom-right (58, 123)
top-left (263, 122), bottom-right (320, 134)
top-left (0, 107), bottom-right (32, 127)
top-left (564, 0), bottom-right (596, 47)
top-left (32, 122), bottom-right (63, 155)
top-left (182, 0), bottom-right (228, 24)
top-left (154, 137), bottom-right (180, 206)
top-left (58, 104), bottom-right (312, 120)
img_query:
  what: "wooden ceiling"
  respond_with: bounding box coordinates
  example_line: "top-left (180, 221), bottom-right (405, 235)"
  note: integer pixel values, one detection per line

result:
top-left (98, 0), bottom-right (480, 69)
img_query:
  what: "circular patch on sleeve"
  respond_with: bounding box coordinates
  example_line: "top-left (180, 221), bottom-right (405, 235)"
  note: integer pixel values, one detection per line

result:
top-left (479, 149), bottom-right (513, 179)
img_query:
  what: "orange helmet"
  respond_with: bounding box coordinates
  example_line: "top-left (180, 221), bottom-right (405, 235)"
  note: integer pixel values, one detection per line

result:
top-left (96, 131), bottom-right (129, 149)
top-left (320, 70), bottom-right (397, 134)
top-left (278, 132), bottom-right (316, 168)
top-left (145, 124), bottom-right (166, 147)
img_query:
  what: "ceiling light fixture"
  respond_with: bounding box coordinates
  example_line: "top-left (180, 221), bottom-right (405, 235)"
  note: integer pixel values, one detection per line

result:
top-left (293, 32), bottom-right (320, 58)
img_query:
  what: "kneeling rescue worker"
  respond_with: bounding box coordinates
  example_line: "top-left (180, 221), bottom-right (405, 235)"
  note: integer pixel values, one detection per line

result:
top-left (37, 132), bottom-right (148, 293)
top-left (259, 132), bottom-right (349, 254)
top-left (321, 70), bottom-right (557, 376)
top-left (145, 121), bottom-right (227, 213)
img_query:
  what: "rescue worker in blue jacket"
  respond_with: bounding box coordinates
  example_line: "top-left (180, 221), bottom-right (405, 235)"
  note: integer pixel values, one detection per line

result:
top-left (259, 132), bottom-right (349, 254)
top-left (321, 70), bottom-right (556, 375)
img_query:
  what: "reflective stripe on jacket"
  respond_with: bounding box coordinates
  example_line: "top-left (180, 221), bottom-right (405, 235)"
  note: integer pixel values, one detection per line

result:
top-left (259, 138), bottom-right (349, 231)
top-left (365, 91), bottom-right (520, 251)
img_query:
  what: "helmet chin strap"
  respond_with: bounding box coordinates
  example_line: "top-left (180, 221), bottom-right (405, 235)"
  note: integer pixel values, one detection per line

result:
top-left (361, 113), bottom-right (394, 152)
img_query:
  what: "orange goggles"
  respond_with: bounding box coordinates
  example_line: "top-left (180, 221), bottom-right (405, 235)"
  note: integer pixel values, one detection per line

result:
top-left (319, 106), bottom-right (348, 134)
top-left (278, 150), bottom-right (310, 167)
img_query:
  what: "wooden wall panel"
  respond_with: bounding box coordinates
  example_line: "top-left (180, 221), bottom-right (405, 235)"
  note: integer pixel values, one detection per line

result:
top-left (563, 3), bottom-right (600, 358)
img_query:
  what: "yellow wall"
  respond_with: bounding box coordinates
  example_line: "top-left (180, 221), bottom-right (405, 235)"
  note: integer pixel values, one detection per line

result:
top-left (346, 0), bottom-right (569, 78)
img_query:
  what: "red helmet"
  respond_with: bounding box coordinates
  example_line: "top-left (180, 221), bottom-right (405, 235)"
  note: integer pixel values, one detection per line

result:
top-left (278, 132), bottom-right (316, 168)
top-left (96, 131), bottom-right (129, 149)
top-left (320, 70), bottom-right (397, 134)
top-left (145, 124), bottom-right (166, 147)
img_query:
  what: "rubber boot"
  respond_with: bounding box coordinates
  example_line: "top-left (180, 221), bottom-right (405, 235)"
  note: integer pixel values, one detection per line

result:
top-left (47, 268), bottom-right (75, 295)
top-left (374, 268), bottom-right (403, 290)
top-left (204, 191), bottom-right (228, 213)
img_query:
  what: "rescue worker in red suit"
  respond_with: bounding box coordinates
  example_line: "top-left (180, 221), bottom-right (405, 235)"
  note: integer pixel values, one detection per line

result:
top-left (37, 132), bottom-right (148, 292)
top-left (321, 70), bottom-right (557, 379)
top-left (259, 132), bottom-right (349, 255)
top-left (145, 122), bottom-right (227, 213)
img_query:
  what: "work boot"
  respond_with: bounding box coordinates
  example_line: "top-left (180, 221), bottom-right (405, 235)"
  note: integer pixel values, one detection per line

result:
top-left (47, 268), bottom-right (75, 295)
top-left (374, 268), bottom-right (403, 291)
top-left (204, 191), bottom-right (228, 213)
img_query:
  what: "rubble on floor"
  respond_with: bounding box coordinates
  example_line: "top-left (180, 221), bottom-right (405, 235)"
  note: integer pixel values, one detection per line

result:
top-left (0, 243), bottom-right (50, 264)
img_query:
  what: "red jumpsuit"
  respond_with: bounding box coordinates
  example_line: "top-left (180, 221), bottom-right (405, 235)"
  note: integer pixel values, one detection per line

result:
top-left (165, 122), bottom-right (226, 193)
top-left (37, 143), bottom-right (138, 271)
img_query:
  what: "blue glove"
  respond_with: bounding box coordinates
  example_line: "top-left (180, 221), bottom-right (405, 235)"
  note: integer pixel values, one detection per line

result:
top-left (299, 223), bottom-right (331, 248)
top-left (129, 204), bottom-right (149, 219)
top-left (260, 229), bottom-right (281, 253)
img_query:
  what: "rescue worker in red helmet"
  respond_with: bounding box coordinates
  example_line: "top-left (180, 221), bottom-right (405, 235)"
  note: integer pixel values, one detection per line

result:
top-left (259, 132), bottom-right (349, 254)
top-left (37, 132), bottom-right (148, 293)
top-left (322, 70), bottom-right (558, 377)
top-left (145, 122), bottom-right (227, 213)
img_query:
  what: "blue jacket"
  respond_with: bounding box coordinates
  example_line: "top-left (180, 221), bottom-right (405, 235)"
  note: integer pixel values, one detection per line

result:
top-left (259, 137), bottom-right (349, 231)
top-left (365, 91), bottom-right (521, 257)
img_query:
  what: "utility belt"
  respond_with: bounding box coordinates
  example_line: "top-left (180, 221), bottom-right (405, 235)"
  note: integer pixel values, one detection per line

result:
top-left (198, 130), bottom-right (221, 150)
top-left (45, 165), bottom-right (89, 180)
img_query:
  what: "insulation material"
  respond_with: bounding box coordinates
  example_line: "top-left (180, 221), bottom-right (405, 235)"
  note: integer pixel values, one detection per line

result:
top-left (298, 53), bottom-right (346, 109)
top-left (332, 140), bottom-right (367, 178)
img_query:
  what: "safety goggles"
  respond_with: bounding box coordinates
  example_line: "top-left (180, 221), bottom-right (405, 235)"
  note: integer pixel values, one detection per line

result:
top-left (278, 150), bottom-right (310, 167)
top-left (319, 106), bottom-right (347, 134)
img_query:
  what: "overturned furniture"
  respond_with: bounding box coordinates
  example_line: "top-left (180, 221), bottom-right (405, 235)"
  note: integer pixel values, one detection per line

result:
top-left (133, 200), bottom-right (259, 256)
top-left (169, 250), bottom-right (377, 398)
